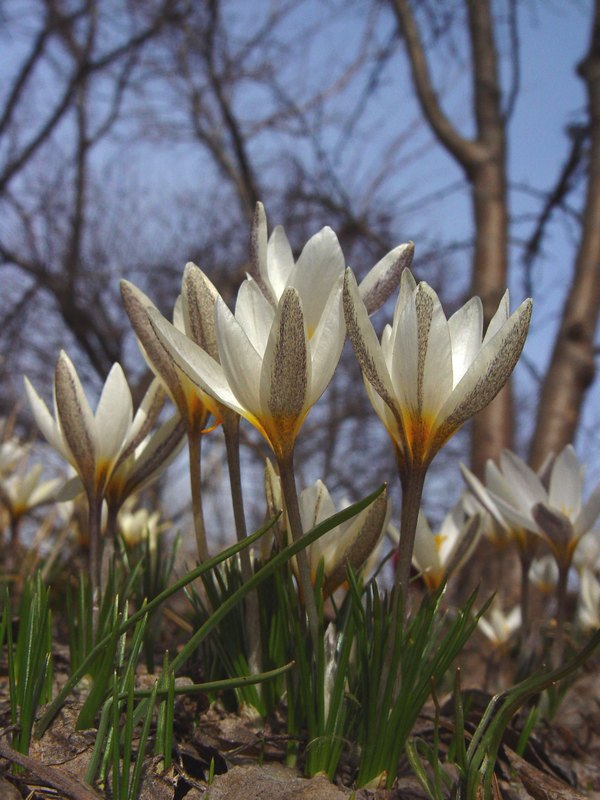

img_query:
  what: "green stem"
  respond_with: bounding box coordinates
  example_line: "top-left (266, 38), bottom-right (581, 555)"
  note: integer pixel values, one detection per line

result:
top-left (553, 561), bottom-right (570, 668)
top-left (277, 451), bottom-right (320, 646)
top-left (223, 417), bottom-right (263, 679)
top-left (188, 432), bottom-right (208, 562)
top-left (377, 466), bottom-right (426, 710)
top-left (394, 467), bottom-right (427, 613)
top-left (87, 491), bottom-right (104, 634)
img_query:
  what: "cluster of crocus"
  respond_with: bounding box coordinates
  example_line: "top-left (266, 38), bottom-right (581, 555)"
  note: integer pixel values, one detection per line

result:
top-left (0, 462), bottom-right (60, 545)
top-left (462, 445), bottom-right (600, 662)
top-left (394, 496), bottom-right (483, 592)
top-left (24, 355), bottom-right (183, 595)
top-left (23, 201), bottom-right (534, 647)
top-left (343, 267), bottom-right (532, 603)
top-left (140, 204), bottom-right (412, 641)
top-left (265, 459), bottom-right (389, 595)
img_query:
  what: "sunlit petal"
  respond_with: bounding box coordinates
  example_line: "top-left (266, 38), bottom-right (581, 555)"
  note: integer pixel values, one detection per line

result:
top-left (216, 296), bottom-right (264, 415)
top-left (436, 299), bottom-right (532, 433)
top-left (54, 352), bottom-right (97, 489)
top-left (95, 363), bottom-right (133, 466)
top-left (266, 225), bottom-right (295, 299)
top-left (359, 242), bottom-right (415, 314)
top-left (291, 227), bottom-right (344, 334)
top-left (548, 444), bottom-right (583, 518)
top-left (448, 297), bottom-right (483, 384)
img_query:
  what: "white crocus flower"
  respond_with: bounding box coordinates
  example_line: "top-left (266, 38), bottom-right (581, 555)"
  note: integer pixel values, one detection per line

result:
top-left (0, 436), bottom-right (29, 477)
top-left (529, 555), bottom-right (559, 595)
top-left (478, 604), bottom-right (522, 646)
top-left (149, 274), bottom-right (346, 462)
top-left (120, 281), bottom-right (214, 434)
top-left (24, 355), bottom-right (164, 500)
top-left (343, 265), bottom-right (531, 603)
top-left (250, 202), bottom-right (415, 318)
top-left (573, 530), bottom-right (600, 575)
top-left (117, 501), bottom-right (165, 549)
top-left (24, 354), bottom-right (165, 589)
top-left (343, 268), bottom-right (532, 477)
top-left (463, 446), bottom-right (600, 569)
top-left (265, 460), bottom-right (389, 593)
top-left (58, 414), bottom-right (185, 514)
top-left (0, 463), bottom-right (60, 516)
top-left (577, 568), bottom-right (600, 630)
top-left (409, 501), bottom-right (481, 592)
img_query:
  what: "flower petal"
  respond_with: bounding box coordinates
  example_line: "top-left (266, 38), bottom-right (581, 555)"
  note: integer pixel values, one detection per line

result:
top-left (358, 242), bottom-right (414, 315)
top-left (308, 278), bottom-right (345, 406)
top-left (120, 280), bottom-right (183, 406)
top-left (182, 263), bottom-right (220, 359)
top-left (343, 269), bottom-right (397, 410)
top-left (54, 352), bottom-right (97, 490)
top-left (575, 481), bottom-right (600, 539)
top-left (216, 295), bottom-right (264, 416)
top-left (482, 290), bottom-right (510, 346)
top-left (291, 227), bottom-right (344, 335)
top-left (148, 308), bottom-right (245, 417)
top-left (260, 287), bottom-right (309, 452)
top-left (94, 363), bottom-right (133, 467)
top-left (498, 449), bottom-right (547, 510)
top-left (448, 296), bottom-right (483, 385)
top-left (24, 377), bottom-right (70, 461)
top-left (436, 298), bottom-right (532, 433)
top-left (234, 278), bottom-right (274, 355)
top-left (266, 225), bottom-right (295, 299)
top-left (548, 445), bottom-right (583, 519)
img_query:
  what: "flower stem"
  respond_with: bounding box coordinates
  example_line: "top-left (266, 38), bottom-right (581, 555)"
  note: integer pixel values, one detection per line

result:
top-left (553, 561), bottom-right (570, 668)
top-left (87, 490), bottom-right (104, 635)
top-left (377, 465), bottom-right (426, 710)
top-left (223, 417), bottom-right (263, 679)
top-left (277, 451), bottom-right (320, 646)
top-left (188, 433), bottom-right (208, 562)
top-left (394, 467), bottom-right (427, 613)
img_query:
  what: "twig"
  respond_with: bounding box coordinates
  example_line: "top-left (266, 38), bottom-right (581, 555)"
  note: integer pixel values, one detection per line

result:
top-left (0, 738), bottom-right (103, 800)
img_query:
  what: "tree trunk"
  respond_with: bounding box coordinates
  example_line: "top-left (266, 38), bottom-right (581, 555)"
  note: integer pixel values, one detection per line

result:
top-left (391, 0), bottom-right (511, 475)
top-left (529, 1), bottom-right (600, 469)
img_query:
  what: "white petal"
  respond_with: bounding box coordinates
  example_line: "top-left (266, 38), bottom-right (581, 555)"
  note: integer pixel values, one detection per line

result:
top-left (291, 227), bottom-right (345, 335)
top-left (308, 279), bottom-right (345, 407)
top-left (548, 445), bottom-right (583, 519)
top-left (216, 296), bottom-right (264, 416)
top-left (418, 285), bottom-right (453, 417)
top-left (482, 290), bottom-right (510, 346)
top-left (436, 299), bottom-right (532, 432)
top-left (392, 267), bottom-right (417, 330)
top-left (575, 482), bottom-right (600, 538)
top-left (487, 490), bottom-right (538, 533)
top-left (391, 285), bottom-right (419, 409)
top-left (412, 511), bottom-right (440, 573)
top-left (499, 450), bottom-right (547, 511)
top-left (24, 377), bottom-right (70, 461)
top-left (358, 242), bottom-right (414, 315)
top-left (343, 269), bottom-right (397, 409)
top-left (95, 363), bottom-right (133, 465)
top-left (460, 463), bottom-right (508, 530)
top-left (124, 377), bottom-right (165, 457)
top-left (54, 352), bottom-right (96, 488)
top-left (266, 225), bottom-right (295, 299)
top-left (148, 308), bottom-right (244, 416)
top-left (235, 278), bottom-right (274, 355)
top-left (448, 296), bottom-right (483, 385)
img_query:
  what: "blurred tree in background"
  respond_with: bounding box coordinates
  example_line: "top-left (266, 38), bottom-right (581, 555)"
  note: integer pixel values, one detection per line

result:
top-left (2, 0), bottom-right (600, 539)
